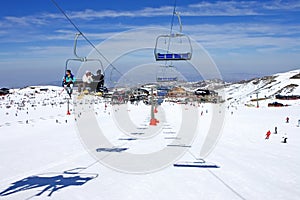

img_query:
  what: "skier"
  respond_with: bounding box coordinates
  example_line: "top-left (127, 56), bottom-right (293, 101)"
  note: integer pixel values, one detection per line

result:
top-left (265, 130), bottom-right (271, 139)
top-left (62, 69), bottom-right (76, 98)
top-left (274, 126), bottom-right (277, 134)
top-left (286, 117), bottom-right (289, 123)
top-left (78, 71), bottom-right (93, 93)
top-left (92, 69), bottom-right (105, 92)
top-left (281, 134), bottom-right (288, 143)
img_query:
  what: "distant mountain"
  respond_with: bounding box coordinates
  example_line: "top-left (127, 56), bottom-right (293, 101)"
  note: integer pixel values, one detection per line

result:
top-left (223, 69), bottom-right (300, 105)
top-left (180, 79), bottom-right (225, 92)
top-left (173, 69), bottom-right (300, 106)
top-left (3, 69), bottom-right (300, 107)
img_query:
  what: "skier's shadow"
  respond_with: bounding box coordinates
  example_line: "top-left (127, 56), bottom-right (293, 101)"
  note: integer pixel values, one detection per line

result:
top-left (0, 167), bottom-right (98, 197)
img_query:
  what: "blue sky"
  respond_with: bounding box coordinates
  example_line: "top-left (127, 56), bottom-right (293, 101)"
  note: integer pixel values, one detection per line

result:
top-left (0, 0), bottom-right (300, 87)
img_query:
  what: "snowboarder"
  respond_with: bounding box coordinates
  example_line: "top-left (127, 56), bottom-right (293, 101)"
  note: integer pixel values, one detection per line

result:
top-left (265, 130), bottom-right (271, 139)
top-left (286, 117), bottom-right (289, 123)
top-left (62, 69), bottom-right (76, 98)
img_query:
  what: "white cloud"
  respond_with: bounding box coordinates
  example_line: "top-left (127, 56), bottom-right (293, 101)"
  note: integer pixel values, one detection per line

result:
top-left (56, 0), bottom-right (300, 20)
top-left (0, 1), bottom-right (299, 73)
top-left (262, 0), bottom-right (300, 10)
top-left (67, 6), bottom-right (174, 20)
top-left (187, 1), bottom-right (260, 16)
top-left (0, 0), bottom-right (298, 31)
top-left (187, 0), bottom-right (300, 16)
top-left (4, 15), bottom-right (48, 26)
top-left (180, 23), bottom-right (300, 52)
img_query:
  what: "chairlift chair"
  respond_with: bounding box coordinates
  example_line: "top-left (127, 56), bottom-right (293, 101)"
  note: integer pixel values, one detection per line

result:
top-left (154, 33), bottom-right (192, 61)
top-left (156, 64), bottom-right (178, 82)
top-left (64, 33), bottom-right (105, 92)
top-left (154, 12), bottom-right (193, 61)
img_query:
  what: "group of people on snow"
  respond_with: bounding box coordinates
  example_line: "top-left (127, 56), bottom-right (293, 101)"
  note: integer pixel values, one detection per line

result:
top-left (265, 117), bottom-right (290, 143)
top-left (62, 69), bottom-right (105, 97)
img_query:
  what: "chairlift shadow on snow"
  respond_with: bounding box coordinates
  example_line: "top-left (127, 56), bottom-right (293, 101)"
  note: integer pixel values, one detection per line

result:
top-left (0, 167), bottom-right (98, 197)
top-left (96, 147), bottom-right (128, 152)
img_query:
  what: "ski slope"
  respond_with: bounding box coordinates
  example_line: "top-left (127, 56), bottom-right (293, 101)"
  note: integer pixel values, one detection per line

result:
top-left (225, 69), bottom-right (300, 107)
top-left (0, 71), bottom-right (300, 200)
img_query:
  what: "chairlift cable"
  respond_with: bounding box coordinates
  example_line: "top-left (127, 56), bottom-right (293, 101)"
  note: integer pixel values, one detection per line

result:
top-left (50, 0), bottom-right (133, 85)
top-left (169, 0), bottom-right (177, 38)
top-left (165, 0), bottom-right (177, 66)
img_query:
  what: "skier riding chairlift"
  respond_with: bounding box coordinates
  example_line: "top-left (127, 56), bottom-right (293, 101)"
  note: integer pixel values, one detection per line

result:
top-left (92, 69), bottom-right (105, 93)
top-left (62, 69), bottom-right (76, 98)
top-left (78, 71), bottom-right (93, 94)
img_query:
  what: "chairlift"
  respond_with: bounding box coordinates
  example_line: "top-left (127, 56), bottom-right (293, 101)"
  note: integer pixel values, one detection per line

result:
top-left (154, 12), bottom-right (192, 61)
top-left (157, 77), bottom-right (178, 82)
top-left (156, 65), bottom-right (178, 82)
top-left (65, 33), bottom-right (104, 74)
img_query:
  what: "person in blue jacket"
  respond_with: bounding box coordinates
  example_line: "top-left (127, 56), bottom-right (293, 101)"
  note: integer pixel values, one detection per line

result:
top-left (62, 69), bottom-right (76, 97)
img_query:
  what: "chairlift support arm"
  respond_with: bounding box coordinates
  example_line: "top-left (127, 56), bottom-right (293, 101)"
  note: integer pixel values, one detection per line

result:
top-left (174, 11), bottom-right (182, 33)
top-left (73, 33), bottom-right (86, 62)
top-left (65, 33), bottom-right (104, 75)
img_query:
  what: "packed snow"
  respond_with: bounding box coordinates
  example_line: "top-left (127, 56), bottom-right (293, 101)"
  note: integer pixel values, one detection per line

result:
top-left (0, 70), bottom-right (300, 200)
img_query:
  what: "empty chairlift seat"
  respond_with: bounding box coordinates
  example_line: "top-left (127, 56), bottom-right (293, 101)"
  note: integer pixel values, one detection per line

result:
top-left (154, 34), bottom-right (193, 61)
top-left (156, 52), bottom-right (191, 61)
top-left (156, 77), bottom-right (178, 82)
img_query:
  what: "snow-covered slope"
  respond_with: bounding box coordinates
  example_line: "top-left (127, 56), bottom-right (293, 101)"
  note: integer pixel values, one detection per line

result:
top-left (224, 69), bottom-right (300, 106)
top-left (0, 71), bottom-right (300, 200)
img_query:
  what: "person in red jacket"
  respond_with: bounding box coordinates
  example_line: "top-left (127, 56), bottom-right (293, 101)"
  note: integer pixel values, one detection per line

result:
top-left (265, 130), bottom-right (271, 139)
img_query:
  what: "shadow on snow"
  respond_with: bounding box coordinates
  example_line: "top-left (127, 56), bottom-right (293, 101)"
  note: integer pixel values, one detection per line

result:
top-left (0, 167), bottom-right (98, 197)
